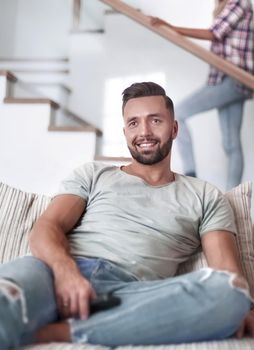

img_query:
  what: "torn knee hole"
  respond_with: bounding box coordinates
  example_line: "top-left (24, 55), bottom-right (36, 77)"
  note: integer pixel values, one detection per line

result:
top-left (0, 284), bottom-right (20, 297)
top-left (0, 279), bottom-right (21, 299)
top-left (0, 278), bottom-right (28, 323)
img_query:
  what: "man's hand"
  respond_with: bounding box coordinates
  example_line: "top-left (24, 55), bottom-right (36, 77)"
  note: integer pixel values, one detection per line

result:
top-left (236, 310), bottom-right (254, 338)
top-left (53, 262), bottom-right (96, 320)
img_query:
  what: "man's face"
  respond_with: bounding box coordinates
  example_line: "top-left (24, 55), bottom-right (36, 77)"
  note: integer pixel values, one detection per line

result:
top-left (123, 95), bottom-right (178, 165)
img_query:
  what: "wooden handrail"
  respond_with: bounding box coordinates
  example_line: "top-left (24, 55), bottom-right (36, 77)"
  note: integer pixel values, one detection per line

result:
top-left (101, 0), bottom-right (254, 90)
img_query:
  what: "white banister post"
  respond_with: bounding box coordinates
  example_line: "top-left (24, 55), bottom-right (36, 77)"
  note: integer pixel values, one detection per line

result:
top-left (72, 0), bottom-right (81, 30)
top-left (0, 75), bottom-right (8, 103)
top-left (0, 72), bottom-right (17, 103)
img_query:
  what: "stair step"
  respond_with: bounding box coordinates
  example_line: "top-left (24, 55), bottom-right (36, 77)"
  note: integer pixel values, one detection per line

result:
top-left (1, 71), bottom-right (100, 136)
top-left (0, 57), bottom-right (68, 61)
top-left (4, 97), bottom-right (59, 109)
top-left (51, 107), bottom-right (103, 136)
top-left (71, 29), bottom-right (105, 34)
top-left (48, 125), bottom-right (101, 134)
top-left (0, 57), bottom-right (69, 71)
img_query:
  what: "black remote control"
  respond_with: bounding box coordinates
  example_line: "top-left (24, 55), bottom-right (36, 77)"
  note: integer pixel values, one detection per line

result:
top-left (90, 294), bottom-right (121, 314)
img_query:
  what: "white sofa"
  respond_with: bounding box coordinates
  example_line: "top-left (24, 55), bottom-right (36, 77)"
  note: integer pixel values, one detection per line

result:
top-left (0, 181), bottom-right (254, 350)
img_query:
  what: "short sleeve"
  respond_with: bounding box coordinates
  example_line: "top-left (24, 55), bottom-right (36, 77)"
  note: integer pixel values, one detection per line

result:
top-left (209, 0), bottom-right (246, 40)
top-left (55, 163), bottom-right (94, 200)
top-left (199, 183), bottom-right (237, 236)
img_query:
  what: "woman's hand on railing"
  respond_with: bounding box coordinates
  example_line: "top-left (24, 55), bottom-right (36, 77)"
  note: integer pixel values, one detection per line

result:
top-left (149, 16), bottom-right (172, 29)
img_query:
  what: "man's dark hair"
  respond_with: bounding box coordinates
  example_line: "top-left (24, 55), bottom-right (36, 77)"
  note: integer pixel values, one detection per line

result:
top-left (122, 82), bottom-right (174, 117)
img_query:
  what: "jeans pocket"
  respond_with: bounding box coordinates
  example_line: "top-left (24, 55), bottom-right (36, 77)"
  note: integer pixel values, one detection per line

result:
top-left (90, 260), bottom-right (136, 286)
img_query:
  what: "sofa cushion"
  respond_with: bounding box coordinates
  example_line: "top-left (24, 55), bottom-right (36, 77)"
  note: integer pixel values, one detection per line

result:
top-left (19, 337), bottom-right (254, 350)
top-left (0, 182), bottom-right (51, 263)
top-left (177, 182), bottom-right (254, 297)
top-left (225, 182), bottom-right (254, 298)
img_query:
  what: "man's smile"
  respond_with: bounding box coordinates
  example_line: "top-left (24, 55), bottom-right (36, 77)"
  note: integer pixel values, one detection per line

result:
top-left (135, 140), bottom-right (158, 150)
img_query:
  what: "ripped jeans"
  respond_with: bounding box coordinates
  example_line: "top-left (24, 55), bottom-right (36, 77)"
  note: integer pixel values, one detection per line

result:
top-left (0, 256), bottom-right (251, 349)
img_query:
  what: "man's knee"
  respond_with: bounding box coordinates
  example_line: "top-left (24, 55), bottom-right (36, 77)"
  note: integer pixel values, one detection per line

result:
top-left (222, 140), bottom-right (241, 155)
top-left (0, 278), bottom-right (28, 324)
top-left (202, 269), bottom-right (251, 316)
top-left (0, 278), bottom-right (29, 349)
top-left (0, 279), bottom-right (20, 297)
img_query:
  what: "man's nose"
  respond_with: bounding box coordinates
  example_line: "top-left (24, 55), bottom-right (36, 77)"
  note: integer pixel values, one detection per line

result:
top-left (139, 121), bottom-right (152, 136)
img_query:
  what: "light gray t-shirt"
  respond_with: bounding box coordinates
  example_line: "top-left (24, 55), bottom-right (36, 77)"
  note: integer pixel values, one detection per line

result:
top-left (57, 162), bottom-right (236, 281)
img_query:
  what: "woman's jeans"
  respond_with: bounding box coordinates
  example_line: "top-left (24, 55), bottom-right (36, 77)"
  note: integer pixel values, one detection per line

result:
top-left (175, 76), bottom-right (250, 190)
top-left (0, 256), bottom-right (251, 349)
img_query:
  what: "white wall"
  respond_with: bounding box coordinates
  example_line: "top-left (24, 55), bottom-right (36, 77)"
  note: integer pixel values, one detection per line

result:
top-left (0, 0), bottom-right (18, 57)
top-left (0, 101), bottom-right (96, 195)
top-left (137, 0), bottom-right (214, 27)
top-left (13, 0), bottom-right (72, 57)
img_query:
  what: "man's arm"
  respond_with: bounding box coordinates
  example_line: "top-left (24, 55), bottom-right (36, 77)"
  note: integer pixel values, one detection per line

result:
top-left (201, 230), bottom-right (242, 274)
top-left (149, 17), bottom-right (215, 41)
top-left (29, 194), bottom-right (96, 320)
top-left (201, 230), bottom-right (254, 337)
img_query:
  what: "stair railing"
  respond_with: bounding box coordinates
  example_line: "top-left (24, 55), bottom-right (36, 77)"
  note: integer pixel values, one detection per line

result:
top-left (100, 0), bottom-right (254, 90)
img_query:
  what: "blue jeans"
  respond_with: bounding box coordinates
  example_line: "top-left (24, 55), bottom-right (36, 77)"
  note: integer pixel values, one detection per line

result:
top-left (175, 76), bottom-right (250, 190)
top-left (0, 256), bottom-right (251, 348)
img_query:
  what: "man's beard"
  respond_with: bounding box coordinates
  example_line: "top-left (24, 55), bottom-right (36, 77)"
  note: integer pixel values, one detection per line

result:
top-left (128, 137), bottom-right (173, 165)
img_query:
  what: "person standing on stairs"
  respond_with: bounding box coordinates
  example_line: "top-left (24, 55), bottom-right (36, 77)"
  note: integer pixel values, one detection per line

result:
top-left (150, 0), bottom-right (254, 190)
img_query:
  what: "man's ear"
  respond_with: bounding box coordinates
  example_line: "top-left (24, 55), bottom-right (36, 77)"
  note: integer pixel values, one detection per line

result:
top-left (172, 120), bottom-right (178, 139)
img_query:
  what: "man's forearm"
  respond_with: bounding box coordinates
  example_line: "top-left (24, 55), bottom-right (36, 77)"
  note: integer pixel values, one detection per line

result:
top-left (29, 218), bottom-right (79, 275)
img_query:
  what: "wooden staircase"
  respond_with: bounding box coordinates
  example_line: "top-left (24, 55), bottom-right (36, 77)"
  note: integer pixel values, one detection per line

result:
top-left (0, 70), bottom-right (101, 133)
top-left (0, 70), bottom-right (103, 194)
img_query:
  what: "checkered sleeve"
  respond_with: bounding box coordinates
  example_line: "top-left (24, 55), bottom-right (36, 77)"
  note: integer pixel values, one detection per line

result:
top-left (210, 0), bottom-right (246, 40)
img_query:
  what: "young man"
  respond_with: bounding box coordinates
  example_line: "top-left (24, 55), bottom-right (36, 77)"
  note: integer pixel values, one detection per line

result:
top-left (0, 82), bottom-right (253, 349)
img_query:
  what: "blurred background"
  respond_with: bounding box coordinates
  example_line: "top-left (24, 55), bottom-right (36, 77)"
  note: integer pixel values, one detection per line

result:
top-left (0, 0), bottom-right (253, 214)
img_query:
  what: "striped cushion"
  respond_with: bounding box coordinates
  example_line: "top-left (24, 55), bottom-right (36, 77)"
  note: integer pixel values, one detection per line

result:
top-left (177, 182), bottom-right (254, 297)
top-left (0, 182), bottom-right (51, 263)
top-left (19, 338), bottom-right (254, 350)
top-left (225, 182), bottom-right (254, 297)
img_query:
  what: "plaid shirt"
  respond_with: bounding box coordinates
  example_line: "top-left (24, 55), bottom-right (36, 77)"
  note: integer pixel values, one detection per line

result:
top-left (208, 0), bottom-right (254, 95)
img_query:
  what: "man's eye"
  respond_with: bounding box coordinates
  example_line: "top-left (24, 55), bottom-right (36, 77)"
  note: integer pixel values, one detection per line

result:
top-left (129, 121), bottom-right (137, 127)
top-left (153, 119), bottom-right (161, 124)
